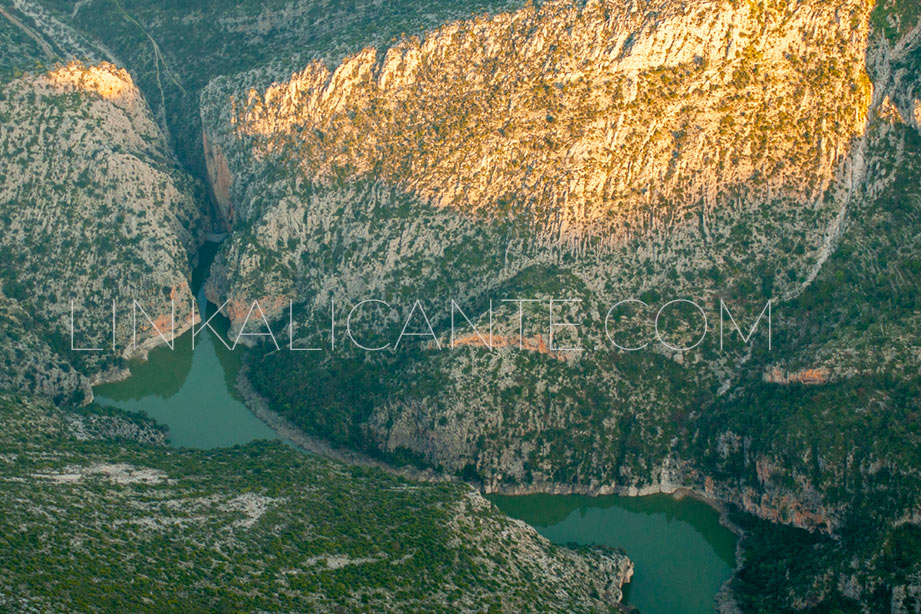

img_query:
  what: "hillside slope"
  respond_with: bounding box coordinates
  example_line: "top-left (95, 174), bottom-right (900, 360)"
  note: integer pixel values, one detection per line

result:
top-left (4, 0), bottom-right (921, 611)
top-left (0, 7), bottom-right (207, 400)
top-left (0, 393), bottom-right (633, 613)
top-left (192, 0), bottom-right (921, 611)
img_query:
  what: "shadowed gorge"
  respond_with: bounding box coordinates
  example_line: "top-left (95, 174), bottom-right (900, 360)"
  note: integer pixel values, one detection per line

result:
top-left (0, 0), bottom-right (920, 611)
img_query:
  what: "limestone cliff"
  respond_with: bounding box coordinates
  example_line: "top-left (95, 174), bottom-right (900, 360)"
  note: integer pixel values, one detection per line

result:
top-left (227, 0), bottom-right (871, 239)
top-left (0, 60), bottom-right (205, 398)
top-left (196, 1), bottom-right (921, 609)
top-left (201, 0), bottom-right (874, 345)
top-left (197, 0), bottom-right (881, 506)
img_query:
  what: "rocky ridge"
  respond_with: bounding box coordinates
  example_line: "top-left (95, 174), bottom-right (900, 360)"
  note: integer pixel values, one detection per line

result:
top-left (227, 0), bottom-right (872, 240)
top-left (195, 1), bottom-right (921, 610)
top-left (0, 58), bottom-right (206, 400)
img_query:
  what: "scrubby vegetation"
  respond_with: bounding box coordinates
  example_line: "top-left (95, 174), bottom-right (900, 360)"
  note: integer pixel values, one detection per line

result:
top-left (2, 0), bottom-right (920, 611)
top-left (0, 393), bottom-right (632, 613)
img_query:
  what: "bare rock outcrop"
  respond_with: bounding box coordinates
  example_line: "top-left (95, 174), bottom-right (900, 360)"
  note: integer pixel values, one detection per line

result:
top-left (0, 61), bottom-right (205, 395)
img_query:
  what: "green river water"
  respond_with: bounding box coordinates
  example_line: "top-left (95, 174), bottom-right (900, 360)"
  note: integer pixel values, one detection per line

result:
top-left (93, 242), bottom-right (277, 448)
top-left (93, 242), bottom-right (737, 614)
top-left (489, 493), bottom-right (736, 614)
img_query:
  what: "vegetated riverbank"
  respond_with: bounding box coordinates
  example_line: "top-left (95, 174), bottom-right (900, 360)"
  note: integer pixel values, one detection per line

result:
top-left (234, 354), bottom-right (744, 611)
top-left (234, 361), bottom-right (740, 614)
top-left (82, 236), bottom-right (224, 395)
top-left (235, 358), bottom-right (732, 511)
top-left (235, 363), bottom-right (447, 484)
top-left (93, 234), bottom-right (745, 612)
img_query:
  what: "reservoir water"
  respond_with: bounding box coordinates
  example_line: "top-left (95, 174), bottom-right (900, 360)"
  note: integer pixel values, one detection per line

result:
top-left (92, 242), bottom-right (737, 613)
top-left (93, 242), bottom-right (277, 448)
top-left (489, 493), bottom-right (736, 614)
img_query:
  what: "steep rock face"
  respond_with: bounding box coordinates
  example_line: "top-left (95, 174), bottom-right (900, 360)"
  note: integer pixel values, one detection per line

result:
top-left (200, 0), bottom-right (877, 510)
top-left (49, 0), bottom-right (526, 178)
top-left (197, 1), bottom-right (878, 412)
top-left (227, 0), bottom-right (871, 238)
top-left (0, 61), bottom-right (204, 396)
top-left (202, 128), bottom-right (234, 224)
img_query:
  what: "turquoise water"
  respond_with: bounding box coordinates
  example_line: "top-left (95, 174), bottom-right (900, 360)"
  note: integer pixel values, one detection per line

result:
top-left (93, 242), bottom-right (277, 449)
top-left (93, 327), bottom-right (277, 448)
top-left (92, 243), bottom-right (736, 611)
top-left (490, 493), bottom-right (737, 614)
